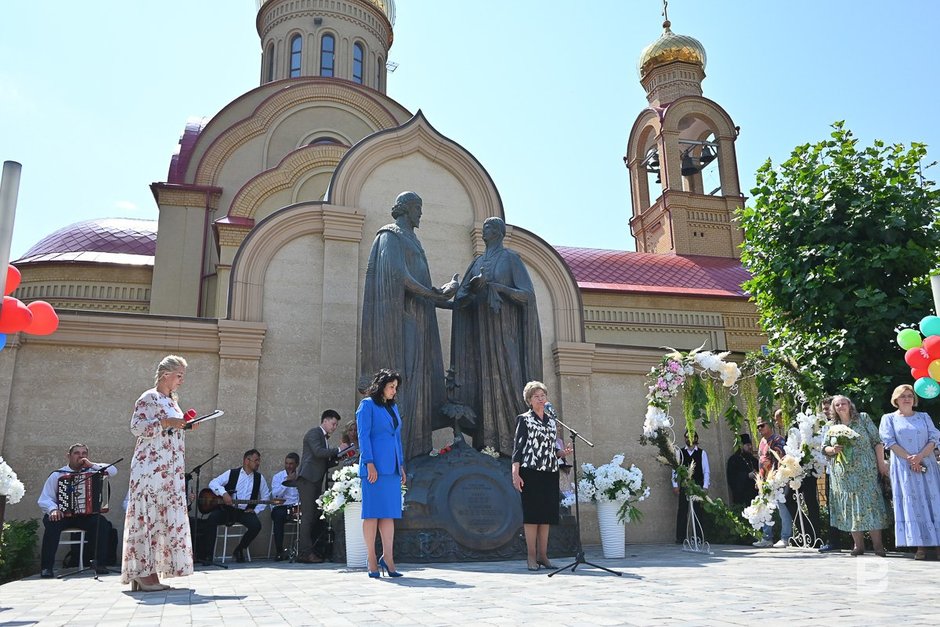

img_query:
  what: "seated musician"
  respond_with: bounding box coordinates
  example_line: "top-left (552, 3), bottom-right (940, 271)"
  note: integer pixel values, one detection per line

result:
top-left (203, 449), bottom-right (273, 563)
top-left (270, 452), bottom-right (301, 561)
top-left (37, 443), bottom-right (117, 578)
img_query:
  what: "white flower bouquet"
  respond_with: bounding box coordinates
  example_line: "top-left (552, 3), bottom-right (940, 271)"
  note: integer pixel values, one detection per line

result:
top-left (480, 446), bottom-right (499, 459)
top-left (0, 457), bottom-right (25, 504)
top-left (577, 455), bottom-right (651, 523)
top-left (827, 424), bottom-right (860, 465)
top-left (316, 465), bottom-right (407, 518)
top-left (316, 465), bottom-right (362, 518)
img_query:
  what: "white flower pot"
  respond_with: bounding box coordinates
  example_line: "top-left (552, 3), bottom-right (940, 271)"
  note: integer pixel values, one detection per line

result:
top-left (343, 501), bottom-right (368, 568)
top-left (597, 501), bottom-right (626, 558)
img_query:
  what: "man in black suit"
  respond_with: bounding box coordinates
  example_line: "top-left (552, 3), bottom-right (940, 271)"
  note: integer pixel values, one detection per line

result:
top-left (295, 409), bottom-right (345, 563)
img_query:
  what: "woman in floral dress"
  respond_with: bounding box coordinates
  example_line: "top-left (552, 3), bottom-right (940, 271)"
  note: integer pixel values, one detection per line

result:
top-left (121, 355), bottom-right (193, 591)
top-left (824, 395), bottom-right (889, 556)
top-left (880, 384), bottom-right (940, 560)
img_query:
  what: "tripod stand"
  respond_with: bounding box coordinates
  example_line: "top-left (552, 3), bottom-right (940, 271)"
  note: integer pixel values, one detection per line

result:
top-left (187, 453), bottom-right (227, 569)
top-left (548, 416), bottom-right (622, 577)
top-left (59, 458), bottom-right (122, 580)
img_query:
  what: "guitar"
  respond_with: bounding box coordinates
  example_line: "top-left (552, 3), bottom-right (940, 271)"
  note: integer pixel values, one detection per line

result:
top-left (197, 488), bottom-right (284, 514)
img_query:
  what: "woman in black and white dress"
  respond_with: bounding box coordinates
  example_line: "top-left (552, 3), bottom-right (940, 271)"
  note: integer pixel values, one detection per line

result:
top-left (511, 381), bottom-right (571, 571)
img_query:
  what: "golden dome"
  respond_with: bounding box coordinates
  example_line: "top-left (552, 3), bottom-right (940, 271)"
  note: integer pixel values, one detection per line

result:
top-left (638, 21), bottom-right (706, 80)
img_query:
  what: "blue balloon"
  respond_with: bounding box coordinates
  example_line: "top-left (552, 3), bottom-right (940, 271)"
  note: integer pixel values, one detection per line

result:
top-left (914, 377), bottom-right (940, 399)
top-left (920, 315), bottom-right (940, 337)
top-left (0, 333), bottom-right (6, 351)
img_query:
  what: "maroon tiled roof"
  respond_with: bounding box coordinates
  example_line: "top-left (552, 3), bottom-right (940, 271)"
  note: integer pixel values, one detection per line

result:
top-left (16, 218), bottom-right (158, 264)
top-left (555, 246), bottom-right (750, 298)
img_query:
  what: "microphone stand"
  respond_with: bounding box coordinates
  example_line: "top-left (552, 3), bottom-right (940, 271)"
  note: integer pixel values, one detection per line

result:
top-left (187, 453), bottom-right (227, 569)
top-left (547, 415), bottom-right (622, 577)
top-left (60, 457), bottom-right (122, 580)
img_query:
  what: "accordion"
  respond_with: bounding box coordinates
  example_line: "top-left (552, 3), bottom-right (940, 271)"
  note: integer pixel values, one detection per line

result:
top-left (56, 472), bottom-right (109, 517)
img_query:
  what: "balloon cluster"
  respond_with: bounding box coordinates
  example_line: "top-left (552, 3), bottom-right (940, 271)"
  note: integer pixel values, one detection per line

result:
top-left (898, 315), bottom-right (940, 399)
top-left (0, 266), bottom-right (60, 350)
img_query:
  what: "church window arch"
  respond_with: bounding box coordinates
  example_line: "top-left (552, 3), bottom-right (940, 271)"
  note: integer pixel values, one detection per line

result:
top-left (265, 42), bottom-right (275, 82)
top-left (320, 33), bottom-right (335, 77)
top-left (289, 34), bottom-right (302, 77)
top-left (352, 42), bottom-right (365, 84)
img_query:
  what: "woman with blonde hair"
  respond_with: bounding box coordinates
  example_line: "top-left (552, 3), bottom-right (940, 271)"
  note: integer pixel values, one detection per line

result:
top-left (880, 384), bottom-right (940, 559)
top-left (122, 355), bottom-right (192, 591)
top-left (824, 395), bottom-right (888, 556)
top-left (511, 381), bottom-right (571, 571)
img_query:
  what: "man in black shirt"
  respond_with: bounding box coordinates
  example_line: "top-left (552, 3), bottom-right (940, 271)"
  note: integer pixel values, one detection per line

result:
top-left (726, 434), bottom-right (759, 505)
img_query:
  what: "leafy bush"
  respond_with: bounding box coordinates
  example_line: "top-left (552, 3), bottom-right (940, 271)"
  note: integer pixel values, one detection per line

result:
top-left (0, 519), bottom-right (39, 584)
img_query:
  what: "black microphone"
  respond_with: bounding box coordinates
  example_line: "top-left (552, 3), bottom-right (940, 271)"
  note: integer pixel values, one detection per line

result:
top-left (544, 401), bottom-right (557, 418)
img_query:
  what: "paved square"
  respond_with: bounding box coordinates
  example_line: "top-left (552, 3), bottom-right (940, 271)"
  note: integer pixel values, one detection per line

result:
top-left (0, 544), bottom-right (932, 626)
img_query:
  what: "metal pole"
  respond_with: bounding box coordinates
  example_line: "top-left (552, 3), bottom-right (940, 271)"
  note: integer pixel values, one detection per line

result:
top-left (0, 161), bottom-right (22, 299)
top-left (931, 275), bottom-right (940, 317)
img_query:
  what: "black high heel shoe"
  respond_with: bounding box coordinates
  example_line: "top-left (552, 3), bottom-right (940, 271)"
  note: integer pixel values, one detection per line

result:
top-left (536, 558), bottom-right (556, 569)
top-left (378, 555), bottom-right (403, 578)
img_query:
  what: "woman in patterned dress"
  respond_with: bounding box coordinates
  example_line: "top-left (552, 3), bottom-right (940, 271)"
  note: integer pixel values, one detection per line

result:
top-left (823, 395), bottom-right (889, 556)
top-left (121, 355), bottom-right (193, 591)
top-left (880, 384), bottom-right (940, 560)
top-left (511, 381), bottom-right (571, 571)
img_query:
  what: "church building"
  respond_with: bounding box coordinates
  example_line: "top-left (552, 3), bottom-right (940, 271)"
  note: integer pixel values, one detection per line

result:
top-left (3, 0), bottom-right (763, 547)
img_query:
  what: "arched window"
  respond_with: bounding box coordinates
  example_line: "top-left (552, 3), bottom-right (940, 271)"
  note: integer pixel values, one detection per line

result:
top-left (377, 56), bottom-right (383, 88)
top-left (265, 42), bottom-right (275, 82)
top-left (353, 43), bottom-right (364, 84)
top-left (289, 34), bottom-right (302, 77)
top-left (320, 34), bottom-right (335, 77)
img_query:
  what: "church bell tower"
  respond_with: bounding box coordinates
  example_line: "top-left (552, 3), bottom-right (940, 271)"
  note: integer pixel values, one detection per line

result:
top-left (624, 9), bottom-right (744, 258)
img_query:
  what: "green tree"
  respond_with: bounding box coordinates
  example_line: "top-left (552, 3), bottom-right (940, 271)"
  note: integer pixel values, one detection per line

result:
top-left (739, 122), bottom-right (940, 411)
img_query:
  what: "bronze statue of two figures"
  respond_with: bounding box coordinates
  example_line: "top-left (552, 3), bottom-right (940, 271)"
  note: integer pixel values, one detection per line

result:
top-left (359, 192), bottom-right (543, 461)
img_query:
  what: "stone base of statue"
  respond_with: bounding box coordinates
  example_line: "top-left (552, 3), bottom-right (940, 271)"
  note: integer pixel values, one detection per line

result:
top-left (360, 437), bottom-right (576, 562)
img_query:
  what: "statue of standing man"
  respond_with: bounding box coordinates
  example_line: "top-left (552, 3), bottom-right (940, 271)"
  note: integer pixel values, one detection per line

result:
top-left (450, 217), bottom-right (542, 454)
top-left (359, 192), bottom-right (457, 460)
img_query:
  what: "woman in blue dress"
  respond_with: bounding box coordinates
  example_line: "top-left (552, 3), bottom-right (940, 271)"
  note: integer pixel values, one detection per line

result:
top-left (357, 369), bottom-right (406, 577)
top-left (880, 384), bottom-right (940, 560)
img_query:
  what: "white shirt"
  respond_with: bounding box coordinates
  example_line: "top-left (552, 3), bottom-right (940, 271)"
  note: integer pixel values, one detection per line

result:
top-left (37, 463), bottom-right (118, 515)
top-left (671, 447), bottom-right (710, 489)
top-left (208, 468), bottom-right (272, 513)
top-left (270, 469), bottom-right (300, 507)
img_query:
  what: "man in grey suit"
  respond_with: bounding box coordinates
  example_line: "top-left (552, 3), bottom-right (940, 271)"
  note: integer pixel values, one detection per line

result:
top-left (295, 409), bottom-right (346, 563)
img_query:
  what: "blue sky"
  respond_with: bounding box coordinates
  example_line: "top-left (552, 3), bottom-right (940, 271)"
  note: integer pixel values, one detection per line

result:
top-left (1, 1), bottom-right (938, 259)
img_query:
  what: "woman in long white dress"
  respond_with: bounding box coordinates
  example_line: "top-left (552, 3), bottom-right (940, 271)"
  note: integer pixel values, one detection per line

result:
top-left (121, 355), bottom-right (192, 591)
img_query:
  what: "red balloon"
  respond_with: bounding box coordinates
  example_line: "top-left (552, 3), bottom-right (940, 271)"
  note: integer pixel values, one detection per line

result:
top-left (24, 300), bottom-right (59, 336)
top-left (912, 367), bottom-right (930, 380)
top-left (906, 347), bottom-right (933, 370)
top-left (923, 335), bottom-right (940, 359)
top-left (0, 296), bottom-right (32, 333)
top-left (4, 265), bottom-right (20, 296)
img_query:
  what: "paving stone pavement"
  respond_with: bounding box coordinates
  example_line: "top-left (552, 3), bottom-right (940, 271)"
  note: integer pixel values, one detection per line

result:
top-left (0, 544), bottom-right (934, 626)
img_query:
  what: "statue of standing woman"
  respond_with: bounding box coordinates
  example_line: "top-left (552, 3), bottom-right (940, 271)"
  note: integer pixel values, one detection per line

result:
top-left (359, 192), bottom-right (456, 460)
top-left (450, 217), bottom-right (542, 454)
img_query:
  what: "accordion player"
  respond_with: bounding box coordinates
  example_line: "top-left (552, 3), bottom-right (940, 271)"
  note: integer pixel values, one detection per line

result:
top-left (36, 444), bottom-right (117, 578)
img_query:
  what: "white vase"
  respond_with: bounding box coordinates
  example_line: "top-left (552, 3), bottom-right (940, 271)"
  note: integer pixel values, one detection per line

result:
top-left (343, 501), bottom-right (368, 568)
top-left (596, 501), bottom-right (626, 558)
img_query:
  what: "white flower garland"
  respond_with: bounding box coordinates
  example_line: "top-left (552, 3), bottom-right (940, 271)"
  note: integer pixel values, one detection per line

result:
top-left (644, 347), bottom-right (742, 438)
top-left (742, 410), bottom-right (828, 530)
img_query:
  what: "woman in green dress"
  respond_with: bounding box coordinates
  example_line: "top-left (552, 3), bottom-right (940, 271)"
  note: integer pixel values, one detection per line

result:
top-left (823, 395), bottom-right (889, 556)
